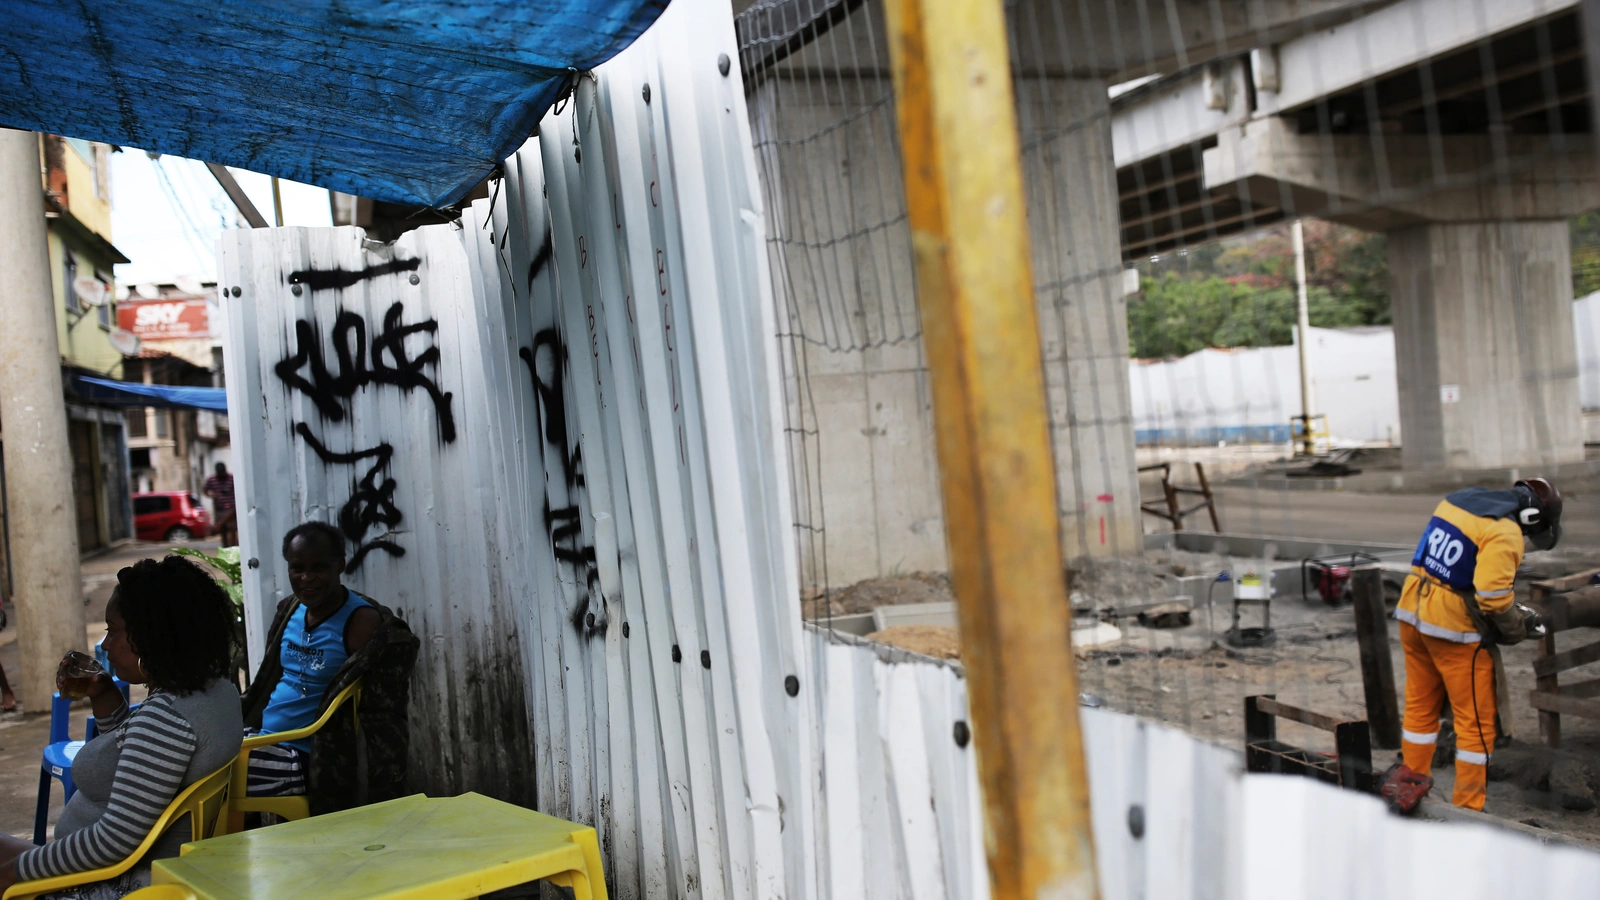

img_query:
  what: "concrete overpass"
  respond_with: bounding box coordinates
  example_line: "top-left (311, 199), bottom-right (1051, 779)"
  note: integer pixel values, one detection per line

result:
top-left (1112, 0), bottom-right (1595, 472)
top-left (736, 0), bottom-right (1592, 583)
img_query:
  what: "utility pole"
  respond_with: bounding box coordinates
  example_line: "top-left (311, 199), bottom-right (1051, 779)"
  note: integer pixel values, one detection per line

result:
top-left (1293, 219), bottom-right (1318, 456)
top-left (0, 129), bottom-right (86, 712)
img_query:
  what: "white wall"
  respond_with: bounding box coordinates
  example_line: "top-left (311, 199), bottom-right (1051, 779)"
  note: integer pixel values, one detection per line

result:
top-left (1574, 291), bottom-right (1600, 410)
top-left (1132, 290), bottom-right (1600, 446)
top-left (1129, 326), bottom-right (1400, 445)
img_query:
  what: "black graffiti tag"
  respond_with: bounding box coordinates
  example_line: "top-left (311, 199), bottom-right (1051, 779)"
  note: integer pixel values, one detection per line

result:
top-left (526, 225), bottom-right (554, 296)
top-left (274, 296), bottom-right (456, 572)
top-left (294, 423), bottom-right (403, 574)
top-left (275, 302), bottom-right (457, 444)
top-left (287, 257), bottom-right (422, 292)
top-left (521, 328), bottom-right (602, 636)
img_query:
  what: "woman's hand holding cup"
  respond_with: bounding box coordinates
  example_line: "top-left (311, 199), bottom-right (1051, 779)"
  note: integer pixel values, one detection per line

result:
top-left (56, 651), bottom-right (108, 701)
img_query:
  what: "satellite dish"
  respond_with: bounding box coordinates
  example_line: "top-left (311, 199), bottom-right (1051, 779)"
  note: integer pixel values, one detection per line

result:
top-left (73, 276), bottom-right (107, 308)
top-left (174, 275), bottom-right (204, 296)
top-left (135, 282), bottom-right (161, 300)
top-left (108, 329), bottom-right (142, 357)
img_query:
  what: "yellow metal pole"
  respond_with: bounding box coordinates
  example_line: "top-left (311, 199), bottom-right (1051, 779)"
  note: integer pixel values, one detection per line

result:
top-left (881, 0), bottom-right (1099, 897)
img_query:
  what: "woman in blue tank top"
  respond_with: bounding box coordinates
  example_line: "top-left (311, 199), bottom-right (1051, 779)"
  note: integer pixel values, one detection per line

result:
top-left (259, 586), bottom-right (372, 751)
top-left (249, 523), bottom-right (380, 794)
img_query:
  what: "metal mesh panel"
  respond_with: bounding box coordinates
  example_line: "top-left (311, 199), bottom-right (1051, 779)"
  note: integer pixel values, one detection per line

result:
top-left (740, 0), bottom-right (1600, 830)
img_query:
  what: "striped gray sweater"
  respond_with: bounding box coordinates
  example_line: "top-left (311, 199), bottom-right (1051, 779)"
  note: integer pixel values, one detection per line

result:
top-left (17, 681), bottom-right (240, 883)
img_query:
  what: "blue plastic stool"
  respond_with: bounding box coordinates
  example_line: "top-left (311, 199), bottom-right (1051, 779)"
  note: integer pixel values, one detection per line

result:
top-left (34, 679), bottom-right (132, 845)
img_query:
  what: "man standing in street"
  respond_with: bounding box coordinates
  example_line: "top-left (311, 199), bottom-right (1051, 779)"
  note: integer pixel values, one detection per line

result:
top-left (203, 462), bottom-right (237, 547)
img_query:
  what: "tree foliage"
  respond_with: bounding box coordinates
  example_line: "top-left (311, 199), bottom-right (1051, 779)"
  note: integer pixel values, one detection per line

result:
top-left (1573, 212), bottom-right (1600, 298)
top-left (1128, 214), bottom-right (1600, 359)
top-left (1127, 220), bottom-right (1389, 359)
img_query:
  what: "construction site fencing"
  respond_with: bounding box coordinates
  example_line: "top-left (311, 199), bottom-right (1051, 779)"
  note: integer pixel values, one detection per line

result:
top-left (742, 0), bottom-right (1600, 733)
top-left (212, 0), bottom-right (1600, 894)
top-left (736, 0), bottom-right (1600, 867)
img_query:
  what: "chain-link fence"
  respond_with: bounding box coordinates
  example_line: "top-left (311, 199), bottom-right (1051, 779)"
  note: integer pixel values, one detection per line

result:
top-left (741, 0), bottom-right (1600, 832)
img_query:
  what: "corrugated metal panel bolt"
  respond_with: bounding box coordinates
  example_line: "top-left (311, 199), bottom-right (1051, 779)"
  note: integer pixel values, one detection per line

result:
top-left (409, 273), bottom-right (420, 285)
top-left (672, 644), bottom-right (682, 663)
top-left (953, 720), bottom-right (970, 748)
top-left (784, 675), bottom-right (799, 697)
top-left (700, 650), bottom-right (711, 669)
top-left (291, 284), bottom-right (302, 296)
top-left (717, 53), bottom-right (730, 76)
top-left (622, 622), bottom-right (630, 638)
top-left (642, 83), bottom-right (651, 103)
top-left (1128, 805), bottom-right (1145, 839)
top-left (231, 286), bottom-right (241, 297)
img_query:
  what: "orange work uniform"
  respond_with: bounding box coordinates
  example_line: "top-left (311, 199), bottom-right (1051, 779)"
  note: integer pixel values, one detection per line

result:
top-left (1395, 488), bottom-right (1523, 810)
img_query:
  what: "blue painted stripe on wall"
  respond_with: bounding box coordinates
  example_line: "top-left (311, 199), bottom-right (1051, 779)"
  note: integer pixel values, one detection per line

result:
top-left (1135, 425), bottom-right (1293, 446)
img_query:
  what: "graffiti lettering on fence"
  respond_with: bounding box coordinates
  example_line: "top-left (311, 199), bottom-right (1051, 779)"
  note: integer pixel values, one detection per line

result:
top-left (275, 302), bottom-right (457, 443)
top-left (521, 329), bottom-right (603, 637)
top-left (287, 257), bottom-right (422, 292)
top-left (526, 225), bottom-right (554, 293)
top-left (294, 423), bottom-right (404, 573)
top-left (275, 301), bottom-right (456, 571)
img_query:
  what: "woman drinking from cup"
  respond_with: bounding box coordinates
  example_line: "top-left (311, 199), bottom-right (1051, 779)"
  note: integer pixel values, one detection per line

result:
top-left (0, 556), bottom-right (242, 898)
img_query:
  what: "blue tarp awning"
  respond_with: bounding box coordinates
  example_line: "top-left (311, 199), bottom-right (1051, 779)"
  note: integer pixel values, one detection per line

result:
top-left (72, 376), bottom-right (228, 412)
top-left (1, 1), bottom-right (668, 207)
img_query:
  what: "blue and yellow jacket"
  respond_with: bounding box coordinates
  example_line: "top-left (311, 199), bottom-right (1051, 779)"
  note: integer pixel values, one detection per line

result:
top-left (1396, 488), bottom-right (1524, 644)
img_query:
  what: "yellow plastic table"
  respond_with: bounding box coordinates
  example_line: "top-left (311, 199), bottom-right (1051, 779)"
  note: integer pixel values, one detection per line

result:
top-left (149, 793), bottom-right (607, 900)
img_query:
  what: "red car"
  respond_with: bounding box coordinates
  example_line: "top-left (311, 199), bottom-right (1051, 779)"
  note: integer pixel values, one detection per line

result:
top-left (132, 492), bottom-right (212, 542)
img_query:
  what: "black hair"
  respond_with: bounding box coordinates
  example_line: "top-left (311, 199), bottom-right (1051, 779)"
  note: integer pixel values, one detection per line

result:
top-left (214, 462), bottom-right (227, 474)
top-left (112, 557), bottom-right (236, 695)
top-left (282, 521), bottom-right (346, 560)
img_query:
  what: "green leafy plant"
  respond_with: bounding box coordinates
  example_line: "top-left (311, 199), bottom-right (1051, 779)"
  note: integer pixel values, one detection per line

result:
top-left (171, 546), bottom-right (250, 688)
top-left (1128, 219), bottom-right (1393, 359)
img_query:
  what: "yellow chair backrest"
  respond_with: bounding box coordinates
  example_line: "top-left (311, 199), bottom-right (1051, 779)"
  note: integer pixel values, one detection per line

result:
top-left (3, 761), bottom-right (232, 900)
top-left (226, 678), bottom-right (361, 830)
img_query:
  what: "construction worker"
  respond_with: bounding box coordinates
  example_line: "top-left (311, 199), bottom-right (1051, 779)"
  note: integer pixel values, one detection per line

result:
top-left (1391, 478), bottom-right (1560, 810)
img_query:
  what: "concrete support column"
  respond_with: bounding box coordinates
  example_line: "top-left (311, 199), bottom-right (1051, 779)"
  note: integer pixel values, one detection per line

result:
top-left (0, 129), bottom-right (85, 711)
top-left (1015, 77), bottom-right (1141, 559)
top-left (754, 64), bottom-right (1142, 584)
top-left (751, 76), bottom-right (949, 590)
top-left (1388, 220), bottom-right (1584, 471)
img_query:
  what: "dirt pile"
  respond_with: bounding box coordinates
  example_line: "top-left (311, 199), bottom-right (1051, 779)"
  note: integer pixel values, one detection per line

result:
top-left (1066, 556), bottom-right (1168, 606)
top-left (1488, 743), bottom-right (1600, 812)
top-left (804, 572), bottom-right (954, 619)
top-left (863, 625), bottom-right (961, 660)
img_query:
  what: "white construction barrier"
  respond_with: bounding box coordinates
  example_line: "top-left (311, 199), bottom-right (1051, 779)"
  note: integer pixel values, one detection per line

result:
top-left (1129, 326), bottom-right (1400, 446)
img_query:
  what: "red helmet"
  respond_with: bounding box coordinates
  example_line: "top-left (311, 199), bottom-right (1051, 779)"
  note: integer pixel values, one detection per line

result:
top-left (1514, 477), bottom-right (1562, 550)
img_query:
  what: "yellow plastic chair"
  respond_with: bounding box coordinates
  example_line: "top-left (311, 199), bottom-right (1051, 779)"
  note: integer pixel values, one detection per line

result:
top-left (227, 679), bottom-right (360, 832)
top-left (3, 761), bottom-right (233, 900)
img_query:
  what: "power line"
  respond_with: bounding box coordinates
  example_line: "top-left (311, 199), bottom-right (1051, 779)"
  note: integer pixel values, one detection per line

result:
top-left (149, 156), bottom-right (216, 267)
